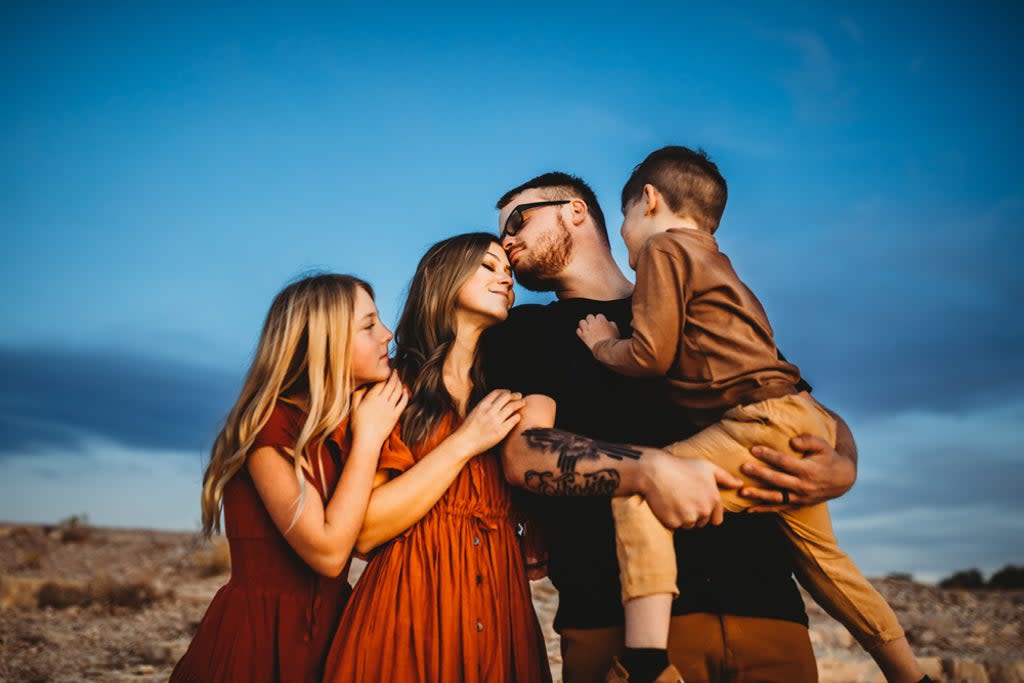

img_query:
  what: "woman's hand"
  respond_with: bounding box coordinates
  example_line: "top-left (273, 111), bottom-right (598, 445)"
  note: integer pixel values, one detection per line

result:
top-left (350, 370), bottom-right (408, 452)
top-left (455, 389), bottom-right (526, 455)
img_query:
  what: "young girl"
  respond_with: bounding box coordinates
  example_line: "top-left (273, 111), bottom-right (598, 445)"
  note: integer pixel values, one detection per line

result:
top-left (171, 273), bottom-right (407, 683)
top-left (323, 233), bottom-right (552, 682)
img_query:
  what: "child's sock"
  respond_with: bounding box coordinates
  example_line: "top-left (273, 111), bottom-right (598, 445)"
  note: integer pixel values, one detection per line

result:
top-left (620, 647), bottom-right (670, 683)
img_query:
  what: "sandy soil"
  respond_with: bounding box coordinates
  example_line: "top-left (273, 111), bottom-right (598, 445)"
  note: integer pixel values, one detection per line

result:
top-left (1, 523), bottom-right (1021, 683)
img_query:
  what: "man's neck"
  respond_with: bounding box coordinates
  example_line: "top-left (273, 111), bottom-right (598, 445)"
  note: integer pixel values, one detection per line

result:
top-left (554, 251), bottom-right (633, 301)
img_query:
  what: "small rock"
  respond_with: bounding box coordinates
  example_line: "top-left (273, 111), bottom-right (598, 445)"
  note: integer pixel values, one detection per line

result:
top-left (919, 657), bottom-right (943, 681)
top-left (139, 642), bottom-right (175, 666)
top-left (985, 659), bottom-right (1024, 683)
top-left (944, 658), bottom-right (991, 683)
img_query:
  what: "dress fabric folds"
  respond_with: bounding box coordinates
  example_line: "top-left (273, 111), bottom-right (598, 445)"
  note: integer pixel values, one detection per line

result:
top-left (171, 402), bottom-right (351, 683)
top-left (324, 413), bottom-right (552, 683)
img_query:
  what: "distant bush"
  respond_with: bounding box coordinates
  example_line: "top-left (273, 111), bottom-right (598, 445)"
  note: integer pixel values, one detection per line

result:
top-left (94, 578), bottom-right (162, 609)
top-left (18, 548), bottom-right (46, 570)
top-left (35, 576), bottom-right (163, 611)
top-left (937, 565), bottom-right (1024, 590)
top-left (988, 565), bottom-right (1024, 589)
top-left (938, 568), bottom-right (985, 589)
top-left (37, 580), bottom-right (91, 608)
top-left (57, 515), bottom-right (93, 544)
top-left (193, 537), bottom-right (231, 578)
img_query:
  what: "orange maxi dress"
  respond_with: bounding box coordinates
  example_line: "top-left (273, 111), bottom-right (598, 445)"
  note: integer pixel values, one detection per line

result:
top-left (323, 413), bottom-right (552, 683)
top-left (171, 402), bottom-right (351, 683)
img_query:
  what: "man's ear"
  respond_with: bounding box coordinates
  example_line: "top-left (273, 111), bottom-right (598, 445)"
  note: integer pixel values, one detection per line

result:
top-left (568, 197), bottom-right (589, 227)
top-left (642, 184), bottom-right (661, 216)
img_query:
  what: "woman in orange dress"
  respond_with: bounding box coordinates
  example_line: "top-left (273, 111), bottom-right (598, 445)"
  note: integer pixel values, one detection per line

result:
top-left (171, 274), bottom-right (409, 683)
top-left (324, 233), bottom-right (552, 682)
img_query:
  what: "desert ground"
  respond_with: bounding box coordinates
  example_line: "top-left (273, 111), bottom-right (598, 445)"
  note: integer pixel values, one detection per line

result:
top-left (1, 521), bottom-right (1021, 683)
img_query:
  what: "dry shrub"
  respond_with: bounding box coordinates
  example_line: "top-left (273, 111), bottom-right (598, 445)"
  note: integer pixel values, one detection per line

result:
top-left (0, 575), bottom-right (47, 609)
top-left (193, 537), bottom-right (231, 578)
top-left (6, 661), bottom-right (48, 683)
top-left (35, 576), bottom-right (164, 611)
top-left (19, 548), bottom-right (46, 570)
top-left (36, 580), bottom-right (91, 608)
top-left (57, 515), bottom-right (93, 544)
top-left (94, 578), bottom-right (162, 610)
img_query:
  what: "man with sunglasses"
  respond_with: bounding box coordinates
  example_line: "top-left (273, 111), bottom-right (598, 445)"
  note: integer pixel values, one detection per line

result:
top-left (483, 172), bottom-right (859, 683)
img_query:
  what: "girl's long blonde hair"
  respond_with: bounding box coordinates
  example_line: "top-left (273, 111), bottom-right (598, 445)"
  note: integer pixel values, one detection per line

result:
top-left (201, 273), bottom-right (372, 536)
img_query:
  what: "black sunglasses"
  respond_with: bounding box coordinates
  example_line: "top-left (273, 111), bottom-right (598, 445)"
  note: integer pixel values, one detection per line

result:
top-left (501, 200), bottom-right (570, 239)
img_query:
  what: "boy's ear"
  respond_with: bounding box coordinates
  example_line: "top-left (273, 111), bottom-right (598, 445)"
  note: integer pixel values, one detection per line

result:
top-left (642, 184), bottom-right (660, 216)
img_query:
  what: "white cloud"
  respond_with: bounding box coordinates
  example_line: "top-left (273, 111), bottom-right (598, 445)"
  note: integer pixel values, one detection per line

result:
top-left (824, 400), bottom-right (1024, 581)
top-left (0, 436), bottom-right (204, 531)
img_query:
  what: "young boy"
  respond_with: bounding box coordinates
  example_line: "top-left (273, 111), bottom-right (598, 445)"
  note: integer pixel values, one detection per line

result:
top-left (577, 146), bottom-right (929, 683)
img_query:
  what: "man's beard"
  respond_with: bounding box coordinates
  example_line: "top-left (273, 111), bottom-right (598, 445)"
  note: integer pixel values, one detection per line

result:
top-left (514, 216), bottom-right (573, 292)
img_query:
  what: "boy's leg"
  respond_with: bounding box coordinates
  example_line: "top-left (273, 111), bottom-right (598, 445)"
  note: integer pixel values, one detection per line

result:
top-left (783, 503), bottom-right (921, 682)
top-left (667, 394), bottom-right (922, 679)
top-left (662, 392), bottom-right (837, 513)
top-left (612, 495), bottom-right (677, 650)
top-left (612, 496), bottom-right (679, 604)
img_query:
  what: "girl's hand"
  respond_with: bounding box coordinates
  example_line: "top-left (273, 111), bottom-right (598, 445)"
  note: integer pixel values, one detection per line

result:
top-left (576, 313), bottom-right (620, 351)
top-left (350, 370), bottom-right (408, 451)
top-left (456, 389), bottom-right (526, 455)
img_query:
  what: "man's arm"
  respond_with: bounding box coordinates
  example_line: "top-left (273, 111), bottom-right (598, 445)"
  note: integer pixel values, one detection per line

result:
top-left (501, 394), bottom-right (742, 529)
top-left (737, 403), bottom-right (858, 512)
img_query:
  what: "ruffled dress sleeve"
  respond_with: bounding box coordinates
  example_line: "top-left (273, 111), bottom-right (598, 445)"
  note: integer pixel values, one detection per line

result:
top-left (376, 422), bottom-right (416, 476)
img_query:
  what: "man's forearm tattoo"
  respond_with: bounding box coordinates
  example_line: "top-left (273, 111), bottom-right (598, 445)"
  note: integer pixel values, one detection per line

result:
top-left (524, 469), bottom-right (621, 496)
top-left (521, 428), bottom-right (642, 474)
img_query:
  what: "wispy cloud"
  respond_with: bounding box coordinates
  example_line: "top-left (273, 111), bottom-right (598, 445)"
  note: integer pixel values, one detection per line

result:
top-left (0, 346), bottom-right (240, 455)
top-left (734, 196), bottom-right (1024, 417)
top-left (778, 30), bottom-right (845, 122)
top-left (840, 17), bottom-right (863, 44)
top-left (0, 437), bottom-right (204, 530)
top-left (827, 400), bottom-right (1024, 580)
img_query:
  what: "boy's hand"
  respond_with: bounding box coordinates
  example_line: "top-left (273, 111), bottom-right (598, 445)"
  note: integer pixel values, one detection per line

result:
top-left (576, 313), bottom-right (620, 351)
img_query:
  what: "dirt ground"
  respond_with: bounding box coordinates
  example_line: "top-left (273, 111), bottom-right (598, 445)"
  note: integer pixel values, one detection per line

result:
top-left (1, 522), bottom-right (1021, 682)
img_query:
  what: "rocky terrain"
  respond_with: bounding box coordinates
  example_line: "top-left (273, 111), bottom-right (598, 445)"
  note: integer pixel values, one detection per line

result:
top-left (1, 522), bottom-right (1021, 682)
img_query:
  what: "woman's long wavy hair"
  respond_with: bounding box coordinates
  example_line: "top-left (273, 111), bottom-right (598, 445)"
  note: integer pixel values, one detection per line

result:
top-left (394, 232), bottom-right (500, 447)
top-left (200, 273), bottom-right (373, 537)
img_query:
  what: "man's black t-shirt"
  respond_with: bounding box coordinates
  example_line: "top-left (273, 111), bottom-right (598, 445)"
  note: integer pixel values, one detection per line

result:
top-left (482, 297), bottom-right (808, 632)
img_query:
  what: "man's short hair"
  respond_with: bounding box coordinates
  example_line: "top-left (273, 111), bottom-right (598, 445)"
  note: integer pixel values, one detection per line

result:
top-left (496, 172), bottom-right (609, 245)
top-left (621, 146), bottom-right (728, 233)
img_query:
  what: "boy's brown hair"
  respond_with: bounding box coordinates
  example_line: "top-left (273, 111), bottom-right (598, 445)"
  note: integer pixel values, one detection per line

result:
top-left (621, 146), bottom-right (728, 233)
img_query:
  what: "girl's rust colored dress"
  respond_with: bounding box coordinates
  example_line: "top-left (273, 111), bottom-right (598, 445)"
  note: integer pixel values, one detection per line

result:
top-left (171, 402), bottom-right (351, 683)
top-left (323, 413), bottom-right (552, 682)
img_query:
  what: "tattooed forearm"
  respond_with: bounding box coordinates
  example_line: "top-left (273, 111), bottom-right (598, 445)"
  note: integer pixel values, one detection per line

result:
top-left (524, 469), bottom-right (621, 496)
top-left (521, 428), bottom-right (642, 473)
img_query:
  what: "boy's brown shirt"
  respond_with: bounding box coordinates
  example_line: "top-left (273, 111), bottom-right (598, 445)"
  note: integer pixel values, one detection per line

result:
top-left (592, 228), bottom-right (800, 424)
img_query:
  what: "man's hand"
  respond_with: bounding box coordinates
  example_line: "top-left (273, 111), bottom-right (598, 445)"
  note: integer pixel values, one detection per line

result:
top-left (738, 434), bottom-right (856, 512)
top-left (642, 451), bottom-right (744, 528)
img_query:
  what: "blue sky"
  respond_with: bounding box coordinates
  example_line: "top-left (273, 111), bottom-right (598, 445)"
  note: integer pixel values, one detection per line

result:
top-left (2, 2), bottom-right (1021, 582)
